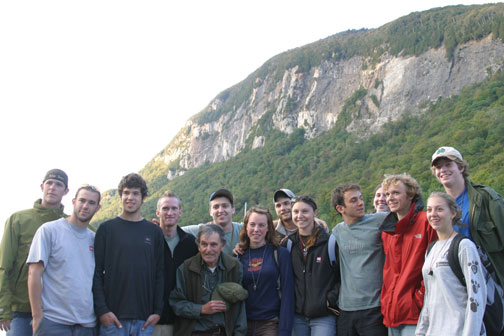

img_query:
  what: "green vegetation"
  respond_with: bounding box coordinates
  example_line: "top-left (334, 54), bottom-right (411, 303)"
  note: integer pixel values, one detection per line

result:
top-left (191, 4), bottom-right (504, 126)
top-left (92, 70), bottom-right (504, 230)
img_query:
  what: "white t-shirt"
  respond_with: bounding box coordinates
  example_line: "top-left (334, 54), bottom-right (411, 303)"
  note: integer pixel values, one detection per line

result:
top-left (27, 218), bottom-right (96, 326)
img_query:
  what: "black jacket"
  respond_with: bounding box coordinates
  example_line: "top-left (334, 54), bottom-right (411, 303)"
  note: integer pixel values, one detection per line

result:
top-left (285, 228), bottom-right (340, 318)
top-left (159, 226), bottom-right (198, 324)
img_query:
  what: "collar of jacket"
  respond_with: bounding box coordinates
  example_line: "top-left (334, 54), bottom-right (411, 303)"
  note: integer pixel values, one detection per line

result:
top-left (380, 197), bottom-right (425, 233)
top-left (187, 252), bottom-right (236, 275)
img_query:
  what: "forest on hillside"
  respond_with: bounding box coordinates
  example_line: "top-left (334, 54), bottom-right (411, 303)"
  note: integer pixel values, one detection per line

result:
top-left (92, 69), bottom-right (504, 229)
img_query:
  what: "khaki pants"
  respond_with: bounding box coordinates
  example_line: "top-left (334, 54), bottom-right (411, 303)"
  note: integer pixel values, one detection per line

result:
top-left (153, 324), bottom-right (173, 336)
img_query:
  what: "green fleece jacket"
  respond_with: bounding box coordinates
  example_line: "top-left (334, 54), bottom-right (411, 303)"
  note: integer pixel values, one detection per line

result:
top-left (466, 180), bottom-right (504, 287)
top-left (0, 199), bottom-right (66, 320)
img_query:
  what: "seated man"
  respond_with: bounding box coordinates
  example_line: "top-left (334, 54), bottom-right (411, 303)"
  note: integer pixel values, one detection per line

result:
top-left (170, 224), bottom-right (247, 336)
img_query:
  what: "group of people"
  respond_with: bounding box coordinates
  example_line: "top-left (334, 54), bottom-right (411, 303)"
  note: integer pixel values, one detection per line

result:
top-left (0, 146), bottom-right (502, 336)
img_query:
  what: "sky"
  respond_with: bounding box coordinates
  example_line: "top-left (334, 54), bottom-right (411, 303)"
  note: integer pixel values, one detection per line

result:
top-left (0, 0), bottom-right (495, 243)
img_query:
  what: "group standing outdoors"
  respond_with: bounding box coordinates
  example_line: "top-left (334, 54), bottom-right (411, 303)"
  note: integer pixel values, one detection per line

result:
top-left (0, 145), bottom-right (502, 336)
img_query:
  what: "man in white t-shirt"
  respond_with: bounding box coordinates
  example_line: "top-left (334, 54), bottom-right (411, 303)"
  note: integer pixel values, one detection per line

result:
top-left (27, 185), bottom-right (101, 335)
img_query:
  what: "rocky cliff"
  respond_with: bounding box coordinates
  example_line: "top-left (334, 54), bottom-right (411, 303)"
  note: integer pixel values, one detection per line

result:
top-left (151, 4), bottom-right (504, 179)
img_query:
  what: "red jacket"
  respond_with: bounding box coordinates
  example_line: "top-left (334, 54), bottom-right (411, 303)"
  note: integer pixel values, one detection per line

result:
top-left (379, 200), bottom-right (437, 328)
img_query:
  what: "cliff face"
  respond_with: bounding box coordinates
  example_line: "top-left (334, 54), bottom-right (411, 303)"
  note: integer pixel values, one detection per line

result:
top-left (156, 35), bottom-right (504, 176)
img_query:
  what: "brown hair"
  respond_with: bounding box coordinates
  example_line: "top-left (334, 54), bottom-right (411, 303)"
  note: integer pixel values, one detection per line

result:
top-left (292, 196), bottom-right (319, 251)
top-left (238, 206), bottom-right (279, 250)
top-left (331, 184), bottom-right (361, 212)
top-left (157, 190), bottom-right (181, 210)
top-left (118, 173), bottom-right (148, 199)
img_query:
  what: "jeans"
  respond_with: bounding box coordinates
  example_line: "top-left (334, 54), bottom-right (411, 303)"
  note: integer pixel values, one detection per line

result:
top-left (388, 324), bottom-right (417, 336)
top-left (99, 320), bottom-right (154, 336)
top-left (7, 312), bottom-right (32, 336)
top-left (35, 317), bottom-right (96, 336)
top-left (293, 314), bottom-right (336, 336)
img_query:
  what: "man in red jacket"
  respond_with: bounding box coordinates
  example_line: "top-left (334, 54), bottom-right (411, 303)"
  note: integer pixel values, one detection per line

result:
top-left (379, 174), bottom-right (436, 336)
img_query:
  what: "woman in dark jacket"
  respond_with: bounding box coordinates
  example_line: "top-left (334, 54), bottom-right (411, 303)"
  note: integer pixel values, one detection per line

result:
top-left (286, 196), bottom-right (340, 335)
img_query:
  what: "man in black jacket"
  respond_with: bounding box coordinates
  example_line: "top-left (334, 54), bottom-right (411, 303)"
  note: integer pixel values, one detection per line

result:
top-left (154, 191), bottom-right (198, 336)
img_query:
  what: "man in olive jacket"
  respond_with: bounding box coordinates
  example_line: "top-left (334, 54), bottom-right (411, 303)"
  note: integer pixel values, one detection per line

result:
top-left (432, 146), bottom-right (504, 286)
top-left (0, 169), bottom-right (69, 335)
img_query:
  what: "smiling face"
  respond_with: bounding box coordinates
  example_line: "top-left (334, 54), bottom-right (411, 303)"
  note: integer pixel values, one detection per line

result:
top-left (198, 232), bottom-right (225, 268)
top-left (373, 187), bottom-right (390, 213)
top-left (40, 179), bottom-right (68, 208)
top-left (72, 189), bottom-right (101, 223)
top-left (274, 197), bottom-right (292, 223)
top-left (156, 197), bottom-right (182, 232)
top-left (120, 187), bottom-right (143, 216)
top-left (385, 181), bottom-right (413, 220)
top-left (246, 212), bottom-right (268, 248)
top-left (209, 196), bottom-right (235, 229)
top-left (426, 195), bottom-right (456, 234)
top-left (292, 201), bottom-right (317, 234)
top-left (433, 158), bottom-right (465, 189)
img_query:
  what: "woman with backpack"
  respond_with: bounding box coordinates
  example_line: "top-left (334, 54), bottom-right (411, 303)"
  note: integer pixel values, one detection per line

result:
top-left (416, 192), bottom-right (487, 336)
top-left (285, 196), bottom-right (340, 335)
top-left (237, 206), bottom-right (294, 336)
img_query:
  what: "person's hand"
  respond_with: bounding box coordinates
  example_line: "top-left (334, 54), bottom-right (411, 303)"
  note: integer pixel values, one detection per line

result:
top-left (0, 319), bottom-right (11, 331)
top-left (142, 314), bottom-right (160, 330)
top-left (99, 312), bottom-right (122, 328)
top-left (152, 218), bottom-right (160, 225)
top-left (315, 217), bottom-right (329, 232)
top-left (232, 243), bottom-right (244, 256)
top-left (32, 315), bottom-right (42, 334)
top-left (201, 300), bottom-right (227, 315)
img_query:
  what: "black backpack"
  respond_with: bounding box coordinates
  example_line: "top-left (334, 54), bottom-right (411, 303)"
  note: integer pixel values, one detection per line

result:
top-left (427, 233), bottom-right (504, 336)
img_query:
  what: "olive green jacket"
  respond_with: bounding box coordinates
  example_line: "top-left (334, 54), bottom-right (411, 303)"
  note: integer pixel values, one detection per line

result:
top-left (0, 199), bottom-right (66, 319)
top-left (466, 180), bottom-right (504, 287)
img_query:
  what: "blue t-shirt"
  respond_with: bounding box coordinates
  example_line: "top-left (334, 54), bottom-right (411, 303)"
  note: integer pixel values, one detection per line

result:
top-left (454, 188), bottom-right (472, 240)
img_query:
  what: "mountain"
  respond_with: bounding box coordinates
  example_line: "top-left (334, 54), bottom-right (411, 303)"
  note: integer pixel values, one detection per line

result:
top-left (92, 4), bottom-right (504, 227)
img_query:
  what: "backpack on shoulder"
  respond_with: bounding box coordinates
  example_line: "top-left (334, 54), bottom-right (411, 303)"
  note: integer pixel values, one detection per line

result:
top-left (427, 233), bottom-right (504, 336)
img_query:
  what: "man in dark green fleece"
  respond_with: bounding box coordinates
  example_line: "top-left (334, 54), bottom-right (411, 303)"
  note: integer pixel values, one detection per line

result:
top-left (0, 169), bottom-right (69, 335)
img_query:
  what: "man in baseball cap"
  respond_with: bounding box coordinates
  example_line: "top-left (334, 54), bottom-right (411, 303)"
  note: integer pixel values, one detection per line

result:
top-left (431, 146), bottom-right (504, 286)
top-left (0, 169), bottom-right (69, 335)
top-left (273, 189), bottom-right (297, 238)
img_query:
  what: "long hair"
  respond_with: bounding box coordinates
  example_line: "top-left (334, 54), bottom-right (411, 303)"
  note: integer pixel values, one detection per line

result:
top-left (238, 206), bottom-right (279, 250)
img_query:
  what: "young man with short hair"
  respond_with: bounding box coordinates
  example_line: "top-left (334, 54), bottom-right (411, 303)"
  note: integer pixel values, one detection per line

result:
top-left (170, 224), bottom-right (247, 335)
top-left (27, 185), bottom-right (101, 335)
top-left (0, 169), bottom-right (69, 336)
top-left (431, 146), bottom-right (504, 286)
top-left (93, 173), bottom-right (164, 336)
top-left (273, 189), bottom-right (297, 238)
top-left (379, 174), bottom-right (436, 336)
top-left (332, 184), bottom-right (388, 336)
top-left (182, 189), bottom-right (242, 256)
top-left (154, 191), bottom-right (198, 336)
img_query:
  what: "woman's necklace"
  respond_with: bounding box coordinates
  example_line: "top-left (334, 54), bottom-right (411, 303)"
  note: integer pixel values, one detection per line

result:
top-left (428, 230), bottom-right (456, 276)
top-left (249, 245), bottom-right (267, 291)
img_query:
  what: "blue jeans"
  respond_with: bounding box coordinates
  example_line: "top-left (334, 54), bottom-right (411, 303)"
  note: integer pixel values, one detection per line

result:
top-left (388, 324), bottom-right (416, 336)
top-left (7, 312), bottom-right (32, 336)
top-left (35, 317), bottom-right (96, 336)
top-left (293, 314), bottom-right (337, 336)
top-left (99, 320), bottom-right (154, 336)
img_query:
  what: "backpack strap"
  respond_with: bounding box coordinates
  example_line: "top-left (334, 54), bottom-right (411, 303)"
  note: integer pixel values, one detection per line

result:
top-left (426, 240), bottom-right (436, 256)
top-left (328, 233), bottom-right (337, 267)
top-left (447, 233), bottom-right (469, 287)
